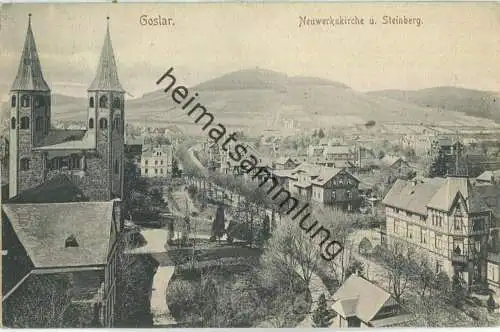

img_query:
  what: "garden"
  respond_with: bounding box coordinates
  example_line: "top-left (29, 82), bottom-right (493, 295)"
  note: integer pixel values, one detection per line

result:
top-left (165, 257), bottom-right (312, 327)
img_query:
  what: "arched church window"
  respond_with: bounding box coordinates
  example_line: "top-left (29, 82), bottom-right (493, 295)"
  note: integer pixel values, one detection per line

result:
top-left (11, 117), bottom-right (16, 129)
top-left (89, 118), bottom-right (94, 129)
top-left (20, 158), bottom-right (30, 171)
top-left (114, 159), bottom-right (119, 174)
top-left (11, 95), bottom-right (16, 108)
top-left (99, 118), bottom-right (108, 129)
top-left (20, 116), bottom-right (30, 130)
top-left (21, 95), bottom-right (30, 107)
top-left (112, 97), bottom-right (120, 108)
top-left (99, 95), bottom-right (108, 108)
top-left (89, 97), bottom-right (95, 108)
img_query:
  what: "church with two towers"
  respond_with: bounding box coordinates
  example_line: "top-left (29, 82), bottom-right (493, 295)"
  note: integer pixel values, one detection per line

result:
top-left (8, 14), bottom-right (125, 201)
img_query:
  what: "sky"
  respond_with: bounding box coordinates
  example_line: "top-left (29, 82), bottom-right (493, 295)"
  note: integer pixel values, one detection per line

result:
top-left (0, 2), bottom-right (499, 100)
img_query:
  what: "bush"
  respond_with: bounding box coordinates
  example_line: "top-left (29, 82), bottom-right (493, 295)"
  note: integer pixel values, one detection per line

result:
top-left (358, 237), bottom-right (373, 256)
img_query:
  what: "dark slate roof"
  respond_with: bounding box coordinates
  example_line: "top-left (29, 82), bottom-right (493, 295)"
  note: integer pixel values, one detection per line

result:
top-left (10, 15), bottom-right (50, 92)
top-left (2, 201), bottom-right (113, 268)
top-left (37, 129), bottom-right (86, 147)
top-left (475, 185), bottom-right (500, 220)
top-left (7, 174), bottom-right (88, 203)
top-left (88, 19), bottom-right (124, 92)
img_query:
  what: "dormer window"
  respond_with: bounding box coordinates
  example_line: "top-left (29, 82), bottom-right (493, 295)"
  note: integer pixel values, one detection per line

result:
top-left (65, 234), bottom-right (79, 248)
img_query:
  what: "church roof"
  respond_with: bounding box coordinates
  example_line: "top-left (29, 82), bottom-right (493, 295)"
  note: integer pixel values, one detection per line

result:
top-left (2, 201), bottom-right (113, 268)
top-left (34, 130), bottom-right (95, 151)
top-left (10, 14), bottom-right (50, 92)
top-left (7, 174), bottom-right (88, 204)
top-left (88, 18), bottom-right (124, 92)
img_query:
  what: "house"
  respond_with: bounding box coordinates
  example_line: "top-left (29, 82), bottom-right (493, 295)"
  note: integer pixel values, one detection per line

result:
top-left (287, 163), bottom-right (361, 210)
top-left (331, 274), bottom-right (413, 327)
top-left (323, 145), bottom-right (355, 161)
top-left (125, 135), bottom-right (144, 159)
top-left (140, 144), bottom-right (173, 178)
top-left (476, 169), bottom-right (500, 185)
top-left (311, 167), bottom-right (361, 211)
top-left (273, 156), bottom-right (298, 170)
top-left (382, 175), bottom-right (496, 289)
top-left (2, 175), bottom-right (123, 327)
top-left (379, 155), bottom-right (415, 183)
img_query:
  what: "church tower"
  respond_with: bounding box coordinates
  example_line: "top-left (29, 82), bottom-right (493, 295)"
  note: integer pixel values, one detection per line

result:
top-left (87, 17), bottom-right (125, 199)
top-left (9, 14), bottom-right (51, 198)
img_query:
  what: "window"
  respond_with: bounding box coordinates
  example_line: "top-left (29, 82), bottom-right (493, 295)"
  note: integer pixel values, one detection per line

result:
top-left (155, 160), bottom-right (158, 165)
top-left (20, 158), bottom-right (30, 171)
top-left (89, 118), bottom-right (94, 129)
top-left (65, 234), bottom-right (79, 248)
top-left (99, 118), bottom-right (108, 129)
top-left (112, 97), bottom-right (120, 108)
top-left (435, 261), bottom-right (442, 273)
top-left (114, 118), bottom-right (120, 131)
top-left (89, 97), bottom-right (94, 108)
top-left (35, 117), bottom-right (42, 131)
top-left (145, 160), bottom-right (148, 165)
top-left (21, 95), bottom-right (30, 107)
top-left (20, 116), bottom-right (30, 129)
top-left (11, 95), bottom-right (16, 108)
top-left (99, 95), bottom-right (108, 108)
top-left (35, 96), bottom-right (45, 107)
top-left (161, 160), bottom-right (164, 165)
top-left (155, 169), bottom-right (158, 175)
top-left (145, 168), bottom-right (148, 174)
top-left (160, 168), bottom-right (163, 174)
top-left (473, 218), bottom-right (484, 232)
top-left (114, 160), bottom-right (119, 174)
top-left (346, 190), bottom-right (352, 199)
top-left (11, 117), bottom-right (16, 129)
top-left (331, 190), bottom-right (336, 200)
top-left (454, 217), bottom-right (462, 231)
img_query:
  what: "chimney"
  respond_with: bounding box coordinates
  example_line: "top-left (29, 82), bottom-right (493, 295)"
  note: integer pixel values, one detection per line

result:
top-left (112, 198), bottom-right (124, 231)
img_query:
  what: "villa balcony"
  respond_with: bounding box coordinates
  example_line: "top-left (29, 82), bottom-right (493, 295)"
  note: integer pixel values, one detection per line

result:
top-left (451, 253), bottom-right (468, 265)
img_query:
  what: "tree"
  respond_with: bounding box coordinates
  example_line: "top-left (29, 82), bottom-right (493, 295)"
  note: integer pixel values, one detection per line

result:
top-left (317, 128), bottom-right (325, 139)
top-left (312, 293), bottom-right (335, 327)
top-left (260, 215), bottom-right (322, 286)
top-left (344, 259), bottom-right (364, 280)
top-left (211, 204), bottom-right (226, 243)
top-left (380, 241), bottom-right (414, 303)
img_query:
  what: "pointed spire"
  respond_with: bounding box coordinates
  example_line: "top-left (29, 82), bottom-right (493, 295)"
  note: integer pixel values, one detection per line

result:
top-left (11, 13), bottom-right (50, 92)
top-left (88, 17), bottom-right (124, 92)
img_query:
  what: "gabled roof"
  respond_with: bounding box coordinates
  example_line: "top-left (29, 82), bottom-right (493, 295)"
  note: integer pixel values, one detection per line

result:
top-left (275, 156), bottom-right (295, 165)
top-left (88, 18), bottom-right (124, 92)
top-left (3, 202), bottom-right (113, 268)
top-left (7, 174), bottom-right (88, 203)
top-left (382, 178), bottom-right (444, 215)
top-left (380, 155), bottom-right (406, 167)
top-left (427, 177), bottom-right (490, 213)
top-left (476, 169), bottom-right (500, 182)
top-left (332, 274), bottom-right (397, 322)
top-left (10, 14), bottom-right (50, 92)
top-left (311, 168), bottom-right (343, 186)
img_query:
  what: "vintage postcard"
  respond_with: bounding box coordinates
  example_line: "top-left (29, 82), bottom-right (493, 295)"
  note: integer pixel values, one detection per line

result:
top-left (0, 1), bottom-right (499, 328)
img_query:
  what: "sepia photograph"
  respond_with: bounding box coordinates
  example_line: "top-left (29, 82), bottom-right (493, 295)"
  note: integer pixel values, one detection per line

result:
top-left (0, 2), bottom-right (499, 328)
